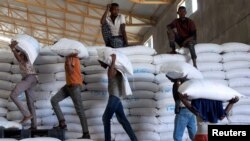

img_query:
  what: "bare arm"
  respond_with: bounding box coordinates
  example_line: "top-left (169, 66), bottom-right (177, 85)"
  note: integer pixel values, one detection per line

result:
top-left (120, 24), bottom-right (128, 46)
top-left (179, 93), bottom-right (202, 119)
top-left (221, 96), bottom-right (239, 120)
top-left (9, 40), bottom-right (22, 62)
top-left (108, 54), bottom-right (117, 79)
top-left (100, 4), bottom-right (110, 25)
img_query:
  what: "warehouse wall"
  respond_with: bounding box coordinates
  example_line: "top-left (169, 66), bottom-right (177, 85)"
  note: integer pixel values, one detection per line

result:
top-left (143, 0), bottom-right (250, 53)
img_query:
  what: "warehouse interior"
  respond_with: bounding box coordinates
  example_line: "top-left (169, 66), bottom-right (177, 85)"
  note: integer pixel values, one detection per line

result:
top-left (0, 0), bottom-right (249, 141)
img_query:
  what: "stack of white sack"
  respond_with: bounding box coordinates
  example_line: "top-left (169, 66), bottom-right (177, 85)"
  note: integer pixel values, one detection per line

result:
top-left (153, 55), bottom-right (190, 141)
top-left (221, 42), bottom-right (250, 124)
top-left (178, 43), bottom-right (227, 86)
top-left (0, 48), bottom-right (13, 121)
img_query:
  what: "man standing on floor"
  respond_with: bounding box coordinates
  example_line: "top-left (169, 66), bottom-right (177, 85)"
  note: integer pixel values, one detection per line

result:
top-left (50, 53), bottom-right (90, 139)
top-left (167, 6), bottom-right (197, 68)
top-left (99, 54), bottom-right (138, 141)
top-left (101, 3), bottom-right (128, 48)
top-left (9, 40), bottom-right (38, 129)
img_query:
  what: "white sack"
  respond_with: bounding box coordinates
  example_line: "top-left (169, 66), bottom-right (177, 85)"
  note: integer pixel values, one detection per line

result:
top-left (228, 78), bottom-right (250, 87)
top-left (83, 65), bottom-right (106, 75)
top-left (232, 87), bottom-right (250, 96)
top-left (122, 99), bottom-right (157, 108)
top-left (223, 61), bottom-right (250, 70)
top-left (20, 137), bottom-right (61, 141)
top-left (81, 56), bottom-right (100, 66)
top-left (196, 53), bottom-right (222, 62)
top-left (125, 90), bottom-right (155, 99)
top-left (221, 42), bottom-right (250, 53)
top-left (178, 79), bottom-right (244, 101)
top-left (85, 82), bottom-right (108, 91)
top-left (51, 38), bottom-right (89, 58)
top-left (197, 62), bottom-right (223, 71)
top-left (0, 63), bottom-right (11, 72)
top-left (112, 116), bottom-right (159, 125)
top-left (116, 45), bottom-right (156, 56)
top-left (83, 100), bottom-right (107, 110)
top-left (128, 73), bottom-right (154, 82)
top-left (0, 52), bottom-right (14, 63)
top-left (38, 81), bottom-right (65, 91)
top-left (128, 55), bottom-right (153, 64)
top-left (129, 108), bottom-right (158, 116)
top-left (160, 62), bottom-right (203, 79)
top-left (202, 71), bottom-right (226, 79)
top-left (10, 65), bottom-right (21, 74)
top-left (0, 72), bottom-right (11, 81)
top-left (97, 47), bottom-right (133, 75)
top-left (0, 80), bottom-right (14, 91)
top-left (158, 82), bottom-right (173, 93)
top-left (10, 74), bottom-right (22, 83)
top-left (157, 115), bottom-right (175, 124)
top-left (0, 120), bottom-right (22, 129)
top-left (129, 82), bottom-right (159, 92)
top-left (133, 63), bottom-right (156, 74)
top-left (37, 74), bottom-right (56, 83)
top-left (55, 72), bottom-right (66, 81)
top-left (0, 90), bottom-right (11, 99)
top-left (225, 69), bottom-right (250, 79)
top-left (34, 55), bottom-right (59, 65)
top-left (36, 63), bottom-right (64, 73)
top-left (84, 73), bottom-right (108, 83)
top-left (194, 43), bottom-right (222, 53)
top-left (81, 91), bottom-right (108, 101)
top-left (0, 107), bottom-right (7, 116)
top-left (153, 54), bottom-right (187, 65)
top-left (154, 92), bottom-right (173, 100)
top-left (222, 52), bottom-right (250, 62)
top-left (13, 34), bottom-right (41, 64)
top-left (154, 73), bottom-right (172, 84)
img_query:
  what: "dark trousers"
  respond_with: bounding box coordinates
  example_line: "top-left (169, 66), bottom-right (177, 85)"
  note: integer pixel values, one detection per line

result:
top-left (101, 22), bottom-right (125, 48)
top-left (10, 74), bottom-right (37, 127)
top-left (102, 95), bottom-right (137, 141)
top-left (51, 85), bottom-right (89, 133)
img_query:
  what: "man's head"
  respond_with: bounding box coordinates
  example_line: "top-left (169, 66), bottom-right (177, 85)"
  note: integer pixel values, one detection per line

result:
top-left (110, 3), bottom-right (119, 17)
top-left (177, 6), bottom-right (187, 19)
top-left (166, 75), bottom-right (188, 87)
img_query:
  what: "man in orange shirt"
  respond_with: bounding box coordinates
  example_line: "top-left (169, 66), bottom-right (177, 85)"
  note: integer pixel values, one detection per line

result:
top-left (50, 53), bottom-right (90, 139)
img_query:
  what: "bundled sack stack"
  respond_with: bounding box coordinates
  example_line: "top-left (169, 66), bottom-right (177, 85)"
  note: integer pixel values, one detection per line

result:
top-left (153, 54), bottom-right (188, 141)
top-left (0, 48), bottom-right (15, 122)
top-left (220, 42), bottom-right (250, 124)
top-left (177, 43), bottom-right (227, 86)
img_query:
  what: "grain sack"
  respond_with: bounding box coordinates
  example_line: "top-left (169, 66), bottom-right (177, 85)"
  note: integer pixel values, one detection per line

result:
top-left (196, 53), bottom-right (222, 62)
top-left (37, 74), bottom-right (56, 83)
top-left (194, 43), bottom-right (222, 53)
top-left (154, 73), bottom-right (172, 84)
top-left (51, 38), bottom-right (89, 58)
top-left (0, 107), bottom-right (7, 116)
top-left (115, 131), bottom-right (160, 141)
top-left (158, 115), bottom-right (175, 124)
top-left (81, 91), bottom-right (108, 101)
top-left (223, 61), bottom-right (250, 70)
top-left (112, 116), bottom-right (159, 125)
top-left (10, 65), bottom-right (21, 74)
top-left (0, 90), bottom-right (11, 99)
top-left (10, 74), bottom-right (22, 83)
top-left (0, 63), bottom-right (11, 72)
top-left (87, 117), bottom-right (103, 126)
top-left (128, 73), bottom-right (154, 82)
top-left (125, 90), bottom-right (155, 99)
top-left (85, 73), bottom-right (108, 83)
top-left (133, 63), bottom-right (156, 74)
top-left (129, 82), bottom-right (159, 92)
top-left (154, 92), bottom-right (173, 100)
top-left (128, 55), bottom-right (153, 64)
top-left (202, 71), bottom-right (226, 79)
top-left (153, 54), bottom-right (187, 65)
top-left (0, 52), bottom-right (14, 63)
top-left (20, 137), bottom-right (61, 141)
top-left (97, 47), bottom-right (133, 75)
top-left (116, 45), bottom-right (156, 56)
top-left (85, 82), bottom-right (108, 91)
top-left (221, 42), bottom-right (250, 53)
top-left (197, 63), bottom-right (223, 71)
top-left (81, 56), bottom-right (100, 66)
top-left (39, 47), bottom-right (57, 56)
top-left (0, 72), bottom-right (11, 81)
top-left (38, 81), bottom-right (65, 91)
top-left (158, 82), bottom-right (173, 93)
top-left (13, 34), bottom-right (41, 64)
top-left (160, 62), bottom-right (203, 79)
top-left (0, 80), bottom-right (14, 91)
top-left (122, 99), bottom-right (157, 108)
top-left (231, 105), bottom-right (250, 115)
top-left (55, 72), bottom-right (66, 81)
top-left (34, 55), bottom-right (59, 65)
top-left (0, 120), bottom-right (21, 129)
top-left (83, 65), bottom-right (106, 75)
top-left (35, 100), bottom-right (52, 109)
top-left (232, 87), bottom-right (250, 96)
top-left (178, 79), bottom-right (244, 101)
top-left (228, 78), bottom-right (250, 87)
top-left (36, 63), bottom-right (64, 73)
top-left (222, 52), bottom-right (250, 62)
top-left (225, 69), bottom-right (250, 79)
top-left (156, 98), bottom-right (175, 109)
top-left (83, 100), bottom-right (107, 110)
top-left (129, 108), bottom-right (158, 116)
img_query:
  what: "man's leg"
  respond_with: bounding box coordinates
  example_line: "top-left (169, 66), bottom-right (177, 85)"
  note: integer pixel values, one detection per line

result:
top-left (173, 109), bottom-right (189, 141)
top-left (187, 41), bottom-right (197, 68)
top-left (167, 30), bottom-right (176, 53)
top-left (50, 85), bottom-right (69, 128)
top-left (110, 37), bottom-right (124, 48)
top-left (101, 22), bottom-right (112, 47)
top-left (187, 114), bottom-right (197, 141)
top-left (25, 75), bottom-right (38, 129)
top-left (115, 99), bottom-right (138, 141)
top-left (102, 95), bottom-right (120, 141)
top-left (10, 75), bottom-right (36, 124)
top-left (68, 86), bottom-right (90, 139)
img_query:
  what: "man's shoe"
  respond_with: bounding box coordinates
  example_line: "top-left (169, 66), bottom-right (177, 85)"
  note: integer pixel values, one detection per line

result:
top-left (77, 132), bottom-right (91, 139)
top-left (53, 124), bottom-right (67, 130)
top-left (19, 115), bottom-right (33, 124)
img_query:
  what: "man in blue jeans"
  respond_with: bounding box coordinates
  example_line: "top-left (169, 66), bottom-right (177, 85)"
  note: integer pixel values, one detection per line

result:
top-left (167, 76), bottom-right (196, 141)
top-left (99, 54), bottom-right (137, 141)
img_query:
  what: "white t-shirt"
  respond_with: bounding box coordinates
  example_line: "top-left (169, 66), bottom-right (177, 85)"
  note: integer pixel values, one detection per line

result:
top-left (106, 15), bottom-right (126, 36)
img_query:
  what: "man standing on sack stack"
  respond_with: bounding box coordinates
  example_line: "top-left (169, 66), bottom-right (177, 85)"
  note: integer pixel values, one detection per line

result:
top-left (101, 3), bottom-right (128, 48)
top-left (167, 6), bottom-right (197, 68)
